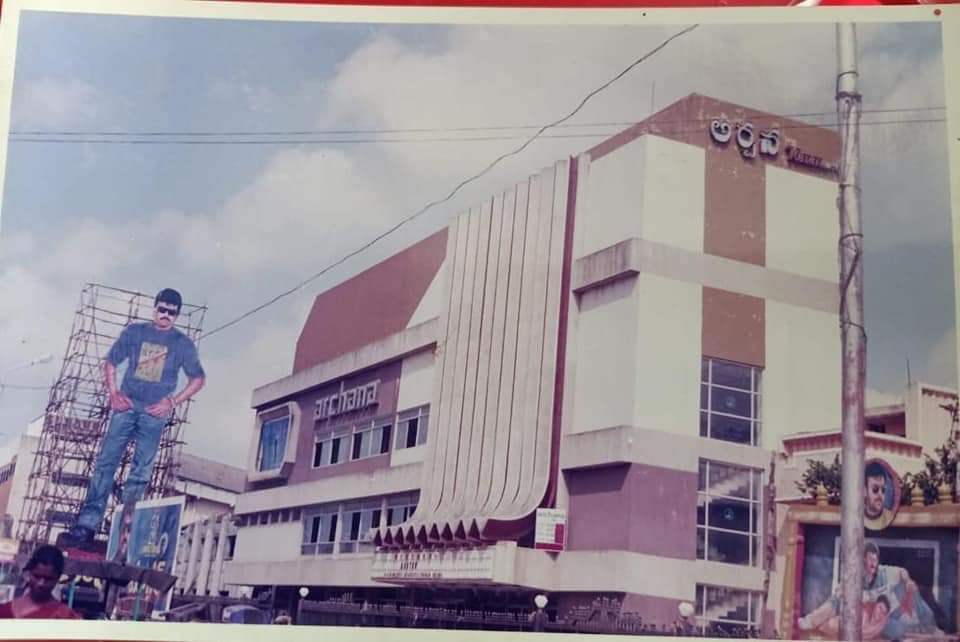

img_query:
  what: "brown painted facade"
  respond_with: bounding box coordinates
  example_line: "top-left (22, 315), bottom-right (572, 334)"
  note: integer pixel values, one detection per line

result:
top-left (293, 229), bottom-right (447, 373)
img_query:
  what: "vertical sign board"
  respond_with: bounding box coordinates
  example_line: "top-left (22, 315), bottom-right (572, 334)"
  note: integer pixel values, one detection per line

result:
top-left (534, 508), bottom-right (566, 551)
top-left (107, 495), bottom-right (185, 614)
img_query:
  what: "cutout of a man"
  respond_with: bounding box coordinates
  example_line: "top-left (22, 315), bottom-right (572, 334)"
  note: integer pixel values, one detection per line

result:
top-left (864, 461), bottom-right (895, 530)
top-left (61, 288), bottom-right (205, 547)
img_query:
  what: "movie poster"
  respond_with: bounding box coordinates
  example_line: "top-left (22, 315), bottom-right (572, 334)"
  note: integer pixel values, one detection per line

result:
top-left (798, 525), bottom-right (958, 640)
top-left (107, 495), bottom-right (185, 614)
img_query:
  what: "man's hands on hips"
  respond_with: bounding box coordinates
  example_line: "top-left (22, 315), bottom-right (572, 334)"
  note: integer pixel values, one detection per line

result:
top-left (110, 391), bottom-right (134, 412)
top-left (146, 396), bottom-right (175, 418)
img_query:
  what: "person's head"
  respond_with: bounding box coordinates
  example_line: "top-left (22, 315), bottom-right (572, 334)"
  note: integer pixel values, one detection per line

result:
top-left (153, 288), bottom-right (182, 331)
top-left (875, 595), bottom-right (890, 618)
top-left (864, 462), bottom-right (888, 519)
top-left (24, 544), bottom-right (64, 602)
top-left (864, 542), bottom-right (881, 583)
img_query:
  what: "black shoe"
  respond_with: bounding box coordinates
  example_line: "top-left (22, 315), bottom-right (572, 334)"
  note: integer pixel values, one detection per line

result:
top-left (58, 525), bottom-right (94, 549)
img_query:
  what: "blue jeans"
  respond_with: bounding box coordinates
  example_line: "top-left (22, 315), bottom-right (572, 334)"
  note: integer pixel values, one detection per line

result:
top-left (76, 404), bottom-right (168, 532)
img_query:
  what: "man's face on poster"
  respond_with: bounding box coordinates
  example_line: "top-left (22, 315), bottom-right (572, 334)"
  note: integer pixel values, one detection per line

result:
top-left (865, 474), bottom-right (886, 519)
top-left (865, 550), bottom-right (880, 585)
top-left (154, 302), bottom-right (179, 330)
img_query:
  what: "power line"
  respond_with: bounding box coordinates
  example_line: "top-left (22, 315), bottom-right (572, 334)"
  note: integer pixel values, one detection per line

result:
top-left (7, 105), bottom-right (945, 138)
top-left (7, 118), bottom-right (946, 146)
top-left (197, 23), bottom-right (700, 341)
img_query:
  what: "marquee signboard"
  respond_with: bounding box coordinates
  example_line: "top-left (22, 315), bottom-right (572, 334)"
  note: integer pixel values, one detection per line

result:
top-left (371, 541), bottom-right (517, 584)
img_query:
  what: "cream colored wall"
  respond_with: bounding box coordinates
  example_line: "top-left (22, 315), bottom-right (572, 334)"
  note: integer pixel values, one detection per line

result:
top-left (764, 301), bottom-right (841, 448)
top-left (765, 166), bottom-right (839, 284)
top-left (638, 135), bottom-right (706, 254)
top-left (396, 349), bottom-right (434, 411)
top-left (575, 138), bottom-right (646, 258)
top-left (634, 274), bottom-right (702, 436)
top-left (232, 521), bottom-right (303, 564)
top-left (406, 260), bottom-right (446, 328)
top-left (570, 276), bottom-right (639, 434)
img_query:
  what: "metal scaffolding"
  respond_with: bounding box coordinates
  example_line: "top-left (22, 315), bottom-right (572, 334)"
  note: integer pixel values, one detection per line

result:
top-left (17, 284), bottom-right (206, 551)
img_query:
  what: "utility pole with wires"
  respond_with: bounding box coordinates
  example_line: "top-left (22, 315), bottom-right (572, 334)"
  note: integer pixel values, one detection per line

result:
top-left (836, 22), bottom-right (866, 642)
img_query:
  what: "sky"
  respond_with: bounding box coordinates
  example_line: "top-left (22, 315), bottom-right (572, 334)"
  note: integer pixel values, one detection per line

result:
top-left (0, 11), bottom-right (954, 468)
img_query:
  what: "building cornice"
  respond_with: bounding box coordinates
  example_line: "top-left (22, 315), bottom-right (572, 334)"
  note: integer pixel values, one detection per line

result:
top-left (251, 318), bottom-right (439, 408)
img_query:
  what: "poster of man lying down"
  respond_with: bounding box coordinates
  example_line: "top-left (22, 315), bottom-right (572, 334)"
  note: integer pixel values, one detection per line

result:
top-left (0, 0), bottom-right (957, 637)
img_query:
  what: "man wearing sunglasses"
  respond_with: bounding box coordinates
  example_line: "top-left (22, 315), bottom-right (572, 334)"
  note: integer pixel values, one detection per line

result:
top-left (60, 288), bottom-right (205, 549)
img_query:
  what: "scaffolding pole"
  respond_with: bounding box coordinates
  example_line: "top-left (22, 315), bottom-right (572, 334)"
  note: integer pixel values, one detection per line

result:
top-left (836, 22), bottom-right (865, 642)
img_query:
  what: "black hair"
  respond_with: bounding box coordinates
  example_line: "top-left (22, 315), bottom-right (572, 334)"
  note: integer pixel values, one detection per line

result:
top-left (155, 288), bottom-right (183, 312)
top-left (865, 542), bottom-right (880, 557)
top-left (865, 461), bottom-right (887, 483)
top-left (25, 544), bottom-right (65, 576)
top-left (876, 595), bottom-right (890, 610)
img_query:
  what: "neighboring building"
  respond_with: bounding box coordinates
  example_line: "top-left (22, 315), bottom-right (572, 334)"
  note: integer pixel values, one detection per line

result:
top-left (225, 92), bottom-right (847, 633)
top-left (0, 417), bottom-right (44, 536)
top-left (0, 417), bottom-right (245, 598)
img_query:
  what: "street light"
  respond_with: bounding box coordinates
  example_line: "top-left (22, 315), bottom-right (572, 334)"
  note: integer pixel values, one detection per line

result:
top-left (678, 602), bottom-right (695, 635)
top-left (532, 594), bottom-right (548, 632)
top-left (298, 587), bottom-right (309, 599)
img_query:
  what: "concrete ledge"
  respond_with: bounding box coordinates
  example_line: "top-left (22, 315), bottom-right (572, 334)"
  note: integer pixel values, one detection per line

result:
top-left (224, 554), bottom-right (383, 588)
top-left (572, 238), bottom-right (838, 314)
top-left (235, 462), bottom-right (423, 514)
top-left (561, 425), bottom-right (771, 473)
top-left (251, 318), bottom-right (439, 408)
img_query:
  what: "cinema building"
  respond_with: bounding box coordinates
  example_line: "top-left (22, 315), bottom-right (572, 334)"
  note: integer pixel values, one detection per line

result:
top-left (224, 93), bottom-right (852, 633)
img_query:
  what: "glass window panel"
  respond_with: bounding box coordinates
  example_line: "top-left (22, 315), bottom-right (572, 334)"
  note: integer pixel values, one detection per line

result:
top-left (711, 388), bottom-right (752, 418)
top-left (372, 509), bottom-right (382, 529)
top-left (313, 442), bottom-right (324, 467)
top-left (698, 461), bottom-right (708, 491)
top-left (406, 418), bottom-right (419, 448)
top-left (708, 498), bottom-right (751, 533)
top-left (258, 416), bottom-right (289, 471)
top-left (711, 361), bottom-right (752, 390)
top-left (700, 411), bottom-right (709, 438)
top-left (707, 530), bottom-right (751, 565)
top-left (709, 464), bottom-right (751, 499)
top-left (327, 514), bottom-right (338, 543)
top-left (697, 528), bottom-right (706, 560)
top-left (380, 425), bottom-right (392, 454)
top-left (331, 438), bottom-right (341, 464)
top-left (352, 434), bottom-right (363, 460)
top-left (417, 413), bottom-right (429, 445)
top-left (697, 496), bottom-right (707, 527)
top-left (701, 358), bottom-right (709, 383)
top-left (710, 415), bottom-right (753, 445)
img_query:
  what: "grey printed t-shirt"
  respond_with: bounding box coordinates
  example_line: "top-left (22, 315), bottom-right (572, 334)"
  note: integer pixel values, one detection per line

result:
top-left (106, 322), bottom-right (205, 406)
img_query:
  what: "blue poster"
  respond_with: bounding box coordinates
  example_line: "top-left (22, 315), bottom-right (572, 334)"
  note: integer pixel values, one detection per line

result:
top-left (107, 496), bottom-right (184, 614)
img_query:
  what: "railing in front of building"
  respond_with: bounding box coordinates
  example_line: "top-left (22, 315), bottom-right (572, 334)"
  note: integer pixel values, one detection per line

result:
top-left (296, 597), bottom-right (766, 637)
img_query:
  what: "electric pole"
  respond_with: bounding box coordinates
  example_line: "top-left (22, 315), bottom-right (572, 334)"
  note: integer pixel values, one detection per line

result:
top-left (836, 22), bottom-right (865, 642)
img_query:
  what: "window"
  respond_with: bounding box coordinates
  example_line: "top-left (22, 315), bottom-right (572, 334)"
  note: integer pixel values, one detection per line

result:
top-left (395, 405), bottom-right (430, 449)
top-left (695, 585), bottom-right (762, 635)
top-left (386, 492), bottom-right (419, 526)
top-left (700, 358), bottom-right (762, 446)
top-left (313, 430), bottom-right (349, 468)
top-left (340, 500), bottom-right (382, 553)
top-left (697, 460), bottom-right (763, 566)
top-left (257, 415), bottom-right (291, 472)
top-left (352, 420), bottom-right (392, 461)
top-left (302, 506), bottom-right (338, 556)
top-left (224, 535), bottom-right (237, 561)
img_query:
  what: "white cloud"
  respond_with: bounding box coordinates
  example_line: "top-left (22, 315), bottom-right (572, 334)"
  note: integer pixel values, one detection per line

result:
top-left (11, 77), bottom-right (104, 130)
